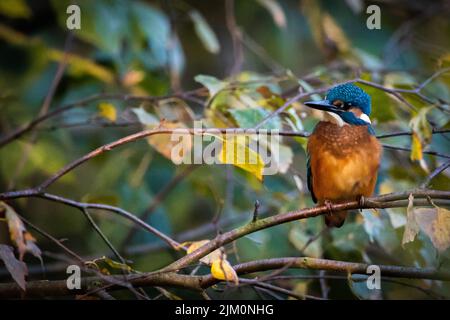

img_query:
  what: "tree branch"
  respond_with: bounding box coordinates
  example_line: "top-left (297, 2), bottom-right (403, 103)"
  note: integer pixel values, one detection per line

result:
top-left (163, 189), bottom-right (450, 272)
top-left (2, 256), bottom-right (449, 298)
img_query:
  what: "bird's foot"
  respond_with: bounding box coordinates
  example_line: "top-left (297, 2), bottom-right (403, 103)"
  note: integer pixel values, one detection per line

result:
top-left (357, 195), bottom-right (366, 212)
top-left (324, 200), bottom-right (334, 215)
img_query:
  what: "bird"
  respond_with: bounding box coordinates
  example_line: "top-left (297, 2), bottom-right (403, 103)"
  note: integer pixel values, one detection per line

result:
top-left (304, 83), bottom-right (382, 227)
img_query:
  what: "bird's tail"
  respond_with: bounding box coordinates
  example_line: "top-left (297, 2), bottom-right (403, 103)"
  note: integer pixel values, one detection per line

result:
top-left (324, 210), bottom-right (347, 228)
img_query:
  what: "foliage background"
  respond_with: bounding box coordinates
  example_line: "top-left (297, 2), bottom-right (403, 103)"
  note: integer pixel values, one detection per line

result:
top-left (0, 0), bottom-right (449, 299)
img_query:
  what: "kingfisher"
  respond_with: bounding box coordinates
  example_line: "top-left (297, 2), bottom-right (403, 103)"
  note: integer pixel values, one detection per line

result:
top-left (304, 83), bottom-right (382, 227)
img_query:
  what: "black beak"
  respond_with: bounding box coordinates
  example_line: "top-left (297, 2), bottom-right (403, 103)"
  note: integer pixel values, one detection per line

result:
top-left (304, 100), bottom-right (342, 114)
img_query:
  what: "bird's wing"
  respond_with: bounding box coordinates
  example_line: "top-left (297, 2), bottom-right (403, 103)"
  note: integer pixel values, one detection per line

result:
top-left (306, 154), bottom-right (317, 203)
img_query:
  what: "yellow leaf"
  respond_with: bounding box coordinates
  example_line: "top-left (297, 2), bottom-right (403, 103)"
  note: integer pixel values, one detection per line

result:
top-left (147, 121), bottom-right (192, 161)
top-left (217, 135), bottom-right (264, 181)
top-left (186, 240), bottom-right (209, 254)
top-left (101, 256), bottom-right (133, 273)
top-left (185, 240), bottom-right (224, 265)
top-left (2, 202), bottom-right (26, 258)
top-left (211, 258), bottom-right (239, 285)
top-left (98, 103), bottom-right (117, 122)
top-left (410, 132), bottom-right (422, 161)
top-left (1, 201), bottom-right (41, 261)
top-left (48, 50), bottom-right (114, 83)
top-left (290, 282), bottom-right (309, 300)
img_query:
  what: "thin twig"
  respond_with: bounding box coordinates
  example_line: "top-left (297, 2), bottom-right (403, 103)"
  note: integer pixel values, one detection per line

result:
top-left (421, 160), bottom-right (450, 188)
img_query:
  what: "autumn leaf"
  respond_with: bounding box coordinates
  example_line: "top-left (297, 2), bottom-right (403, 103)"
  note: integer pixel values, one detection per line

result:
top-left (211, 257), bottom-right (239, 285)
top-left (0, 245), bottom-right (28, 291)
top-left (217, 134), bottom-right (265, 181)
top-left (410, 133), bottom-right (423, 161)
top-left (121, 70), bottom-right (145, 87)
top-left (147, 121), bottom-right (192, 162)
top-left (415, 206), bottom-right (450, 252)
top-left (182, 240), bottom-right (237, 284)
top-left (402, 194), bottom-right (420, 246)
top-left (402, 195), bottom-right (450, 252)
top-left (1, 201), bottom-right (42, 261)
top-left (184, 240), bottom-right (223, 265)
top-left (102, 256), bottom-right (134, 273)
top-left (98, 102), bottom-right (117, 122)
top-left (409, 107), bottom-right (432, 171)
top-left (131, 108), bottom-right (192, 162)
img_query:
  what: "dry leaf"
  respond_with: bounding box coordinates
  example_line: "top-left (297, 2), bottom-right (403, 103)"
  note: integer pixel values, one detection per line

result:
top-left (185, 240), bottom-right (223, 265)
top-left (148, 121), bottom-right (192, 162)
top-left (0, 244), bottom-right (28, 291)
top-left (122, 70), bottom-right (144, 87)
top-left (1, 201), bottom-right (42, 261)
top-left (402, 195), bottom-right (450, 252)
top-left (415, 207), bottom-right (450, 252)
top-left (211, 258), bottom-right (239, 285)
top-left (402, 194), bottom-right (420, 246)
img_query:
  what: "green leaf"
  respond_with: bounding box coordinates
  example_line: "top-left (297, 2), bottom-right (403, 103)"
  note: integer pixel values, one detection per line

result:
top-left (228, 108), bottom-right (281, 130)
top-left (289, 225), bottom-right (322, 258)
top-left (256, 0), bottom-right (286, 28)
top-left (52, 0), bottom-right (130, 54)
top-left (356, 83), bottom-right (398, 122)
top-left (331, 222), bottom-right (369, 252)
top-left (189, 10), bottom-right (220, 54)
top-left (131, 108), bottom-right (159, 126)
top-left (194, 74), bottom-right (228, 97)
top-left (361, 210), bottom-right (398, 254)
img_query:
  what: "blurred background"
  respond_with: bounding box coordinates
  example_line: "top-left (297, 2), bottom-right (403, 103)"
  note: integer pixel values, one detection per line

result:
top-left (0, 0), bottom-right (449, 299)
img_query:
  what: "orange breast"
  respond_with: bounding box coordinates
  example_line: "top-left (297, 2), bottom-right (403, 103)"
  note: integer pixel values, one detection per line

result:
top-left (307, 122), bottom-right (382, 203)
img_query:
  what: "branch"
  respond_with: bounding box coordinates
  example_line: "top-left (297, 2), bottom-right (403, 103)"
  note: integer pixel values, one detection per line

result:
top-left (0, 89), bottom-right (205, 148)
top-left (163, 189), bottom-right (450, 271)
top-left (1, 127), bottom-right (446, 200)
top-left (255, 68), bottom-right (450, 129)
top-left (421, 160), bottom-right (450, 188)
top-left (2, 192), bottom-right (181, 250)
top-left (2, 256), bottom-right (449, 298)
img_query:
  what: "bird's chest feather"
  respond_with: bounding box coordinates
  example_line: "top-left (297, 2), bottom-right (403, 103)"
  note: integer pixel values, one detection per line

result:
top-left (307, 121), bottom-right (382, 201)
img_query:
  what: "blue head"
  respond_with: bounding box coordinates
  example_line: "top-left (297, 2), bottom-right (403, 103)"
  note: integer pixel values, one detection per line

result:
top-left (304, 83), bottom-right (374, 134)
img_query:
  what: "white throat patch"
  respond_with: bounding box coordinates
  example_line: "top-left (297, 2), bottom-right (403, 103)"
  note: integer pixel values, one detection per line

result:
top-left (359, 113), bottom-right (371, 123)
top-left (325, 112), bottom-right (346, 127)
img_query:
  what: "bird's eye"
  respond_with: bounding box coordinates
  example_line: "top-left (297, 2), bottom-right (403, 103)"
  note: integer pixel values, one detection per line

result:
top-left (332, 100), bottom-right (344, 108)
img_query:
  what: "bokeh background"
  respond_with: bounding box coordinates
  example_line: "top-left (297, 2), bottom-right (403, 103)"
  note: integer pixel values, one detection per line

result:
top-left (0, 0), bottom-right (449, 299)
